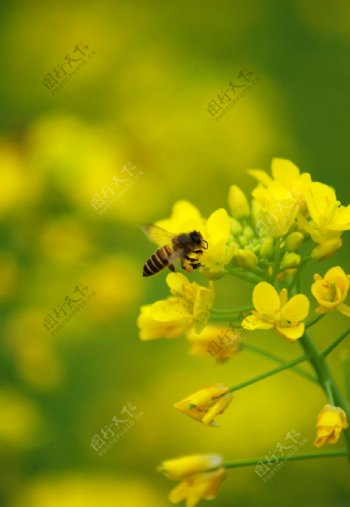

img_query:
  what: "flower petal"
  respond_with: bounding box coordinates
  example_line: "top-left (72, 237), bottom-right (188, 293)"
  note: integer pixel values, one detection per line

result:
top-left (151, 298), bottom-right (192, 321)
top-left (271, 158), bottom-right (300, 185)
top-left (338, 303), bottom-right (350, 317)
top-left (248, 169), bottom-right (272, 187)
top-left (252, 282), bottom-right (280, 315)
top-left (276, 323), bottom-right (305, 341)
top-left (242, 313), bottom-right (273, 330)
top-left (206, 208), bottom-right (230, 245)
top-left (281, 294), bottom-right (310, 322)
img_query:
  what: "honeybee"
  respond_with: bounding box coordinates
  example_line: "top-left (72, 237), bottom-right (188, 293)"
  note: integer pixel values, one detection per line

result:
top-left (141, 224), bottom-right (208, 277)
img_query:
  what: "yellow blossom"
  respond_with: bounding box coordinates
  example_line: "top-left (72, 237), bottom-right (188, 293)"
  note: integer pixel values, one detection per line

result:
top-left (174, 384), bottom-right (233, 427)
top-left (168, 468), bottom-right (226, 507)
top-left (138, 273), bottom-right (214, 340)
top-left (249, 158), bottom-right (312, 211)
top-left (242, 282), bottom-right (309, 341)
top-left (158, 454), bottom-right (225, 507)
top-left (303, 181), bottom-right (350, 243)
top-left (159, 454), bottom-right (223, 481)
top-left (311, 266), bottom-right (350, 316)
top-left (314, 404), bottom-right (349, 448)
top-left (253, 184), bottom-right (299, 238)
top-left (154, 200), bottom-right (235, 279)
top-left (187, 325), bottom-right (241, 360)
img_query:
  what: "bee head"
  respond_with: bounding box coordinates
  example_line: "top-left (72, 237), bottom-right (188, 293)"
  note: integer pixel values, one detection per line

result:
top-left (190, 231), bottom-right (208, 249)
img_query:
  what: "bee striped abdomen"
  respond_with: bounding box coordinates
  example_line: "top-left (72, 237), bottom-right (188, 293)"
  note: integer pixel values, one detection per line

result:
top-left (143, 245), bottom-right (172, 277)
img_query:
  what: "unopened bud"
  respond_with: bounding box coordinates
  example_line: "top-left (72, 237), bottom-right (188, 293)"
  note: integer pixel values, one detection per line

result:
top-left (285, 232), bottom-right (304, 252)
top-left (236, 249), bottom-right (258, 269)
top-left (243, 226), bottom-right (255, 240)
top-left (311, 238), bottom-right (342, 261)
top-left (280, 252), bottom-right (301, 270)
top-left (229, 185), bottom-right (250, 218)
top-left (231, 218), bottom-right (243, 235)
top-left (259, 237), bottom-right (274, 260)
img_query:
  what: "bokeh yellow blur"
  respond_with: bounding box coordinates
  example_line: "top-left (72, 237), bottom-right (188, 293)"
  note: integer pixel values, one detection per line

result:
top-left (1, 1), bottom-right (350, 506)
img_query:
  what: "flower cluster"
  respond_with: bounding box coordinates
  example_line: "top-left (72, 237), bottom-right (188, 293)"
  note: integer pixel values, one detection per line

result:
top-left (138, 159), bottom-right (350, 507)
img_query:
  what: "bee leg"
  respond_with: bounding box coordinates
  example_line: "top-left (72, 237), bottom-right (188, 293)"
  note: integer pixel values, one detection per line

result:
top-left (168, 263), bottom-right (175, 272)
top-left (189, 260), bottom-right (204, 270)
top-left (193, 249), bottom-right (203, 254)
top-left (184, 255), bottom-right (198, 262)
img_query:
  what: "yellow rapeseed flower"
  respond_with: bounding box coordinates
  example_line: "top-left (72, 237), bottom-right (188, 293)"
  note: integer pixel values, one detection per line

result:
top-left (168, 468), bottom-right (226, 507)
top-left (249, 158), bottom-right (312, 211)
top-left (303, 181), bottom-right (350, 244)
top-left (154, 200), bottom-right (235, 279)
top-left (314, 404), bottom-right (349, 448)
top-left (311, 266), bottom-right (350, 316)
top-left (158, 454), bottom-right (225, 507)
top-left (138, 273), bottom-right (214, 340)
top-left (187, 325), bottom-right (241, 360)
top-left (174, 384), bottom-right (233, 427)
top-left (252, 184), bottom-right (299, 238)
top-left (242, 282), bottom-right (309, 341)
top-left (159, 454), bottom-right (223, 481)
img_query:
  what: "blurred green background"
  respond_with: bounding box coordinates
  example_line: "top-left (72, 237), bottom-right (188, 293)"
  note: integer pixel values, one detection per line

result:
top-left (0, 0), bottom-right (350, 506)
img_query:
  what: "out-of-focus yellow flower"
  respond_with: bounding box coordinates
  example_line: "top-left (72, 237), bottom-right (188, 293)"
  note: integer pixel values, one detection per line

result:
top-left (159, 454), bottom-right (226, 507)
top-left (159, 454), bottom-right (223, 480)
top-left (314, 404), bottom-right (348, 448)
top-left (303, 182), bottom-right (350, 243)
top-left (0, 389), bottom-right (43, 449)
top-left (187, 325), bottom-right (241, 360)
top-left (311, 266), bottom-right (350, 316)
top-left (168, 468), bottom-right (226, 507)
top-left (174, 384), bottom-right (233, 427)
top-left (154, 200), bottom-right (235, 279)
top-left (138, 273), bottom-right (214, 340)
top-left (253, 184), bottom-right (299, 238)
top-left (228, 185), bottom-right (250, 218)
top-left (16, 475), bottom-right (165, 507)
top-left (249, 158), bottom-right (312, 210)
top-left (85, 256), bottom-right (143, 320)
top-left (242, 282), bottom-right (309, 341)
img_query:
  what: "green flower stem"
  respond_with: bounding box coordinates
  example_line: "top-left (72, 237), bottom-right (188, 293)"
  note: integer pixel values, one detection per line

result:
top-left (270, 238), bottom-right (283, 281)
top-left (223, 450), bottom-right (348, 470)
top-left (325, 380), bottom-right (335, 405)
top-left (242, 343), bottom-right (318, 384)
top-left (341, 351), bottom-right (350, 403)
top-left (228, 354), bottom-right (308, 393)
top-left (306, 313), bottom-right (325, 329)
top-left (322, 327), bottom-right (350, 357)
top-left (299, 331), bottom-right (350, 458)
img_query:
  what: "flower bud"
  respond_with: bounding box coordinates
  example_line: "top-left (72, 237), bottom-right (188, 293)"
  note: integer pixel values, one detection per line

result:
top-left (259, 237), bottom-right (274, 260)
top-left (238, 235), bottom-right (248, 247)
top-left (243, 225), bottom-right (255, 240)
top-left (280, 252), bottom-right (300, 270)
top-left (229, 185), bottom-right (250, 218)
top-left (236, 249), bottom-right (258, 269)
top-left (285, 232), bottom-right (304, 252)
top-left (311, 238), bottom-right (342, 261)
top-left (230, 218), bottom-right (242, 235)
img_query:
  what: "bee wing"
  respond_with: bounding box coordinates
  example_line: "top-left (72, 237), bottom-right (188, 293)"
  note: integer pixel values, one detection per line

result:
top-left (140, 224), bottom-right (176, 246)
